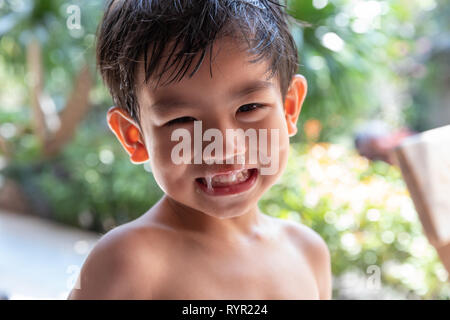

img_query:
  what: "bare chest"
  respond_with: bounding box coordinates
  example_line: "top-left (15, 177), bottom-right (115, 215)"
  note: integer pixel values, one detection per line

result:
top-left (152, 240), bottom-right (320, 299)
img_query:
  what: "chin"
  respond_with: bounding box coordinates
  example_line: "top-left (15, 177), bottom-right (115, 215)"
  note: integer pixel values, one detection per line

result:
top-left (196, 196), bottom-right (260, 218)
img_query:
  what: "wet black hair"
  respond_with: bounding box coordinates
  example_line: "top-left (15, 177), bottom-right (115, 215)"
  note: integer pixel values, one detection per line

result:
top-left (96, 0), bottom-right (300, 125)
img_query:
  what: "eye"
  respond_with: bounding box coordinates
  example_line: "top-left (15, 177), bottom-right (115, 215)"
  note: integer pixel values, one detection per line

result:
top-left (237, 103), bottom-right (265, 113)
top-left (166, 116), bottom-right (196, 126)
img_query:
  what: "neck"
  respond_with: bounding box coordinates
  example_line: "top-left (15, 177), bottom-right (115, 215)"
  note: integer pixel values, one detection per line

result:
top-left (159, 195), bottom-right (266, 242)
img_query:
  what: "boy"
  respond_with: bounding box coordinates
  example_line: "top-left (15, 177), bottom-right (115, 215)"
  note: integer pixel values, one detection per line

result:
top-left (68, 0), bottom-right (331, 299)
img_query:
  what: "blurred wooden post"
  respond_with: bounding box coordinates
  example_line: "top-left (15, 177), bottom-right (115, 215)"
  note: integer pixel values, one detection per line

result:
top-left (26, 38), bottom-right (92, 158)
top-left (394, 125), bottom-right (450, 275)
top-left (27, 39), bottom-right (48, 145)
top-left (44, 65), bottom-right (92, 157)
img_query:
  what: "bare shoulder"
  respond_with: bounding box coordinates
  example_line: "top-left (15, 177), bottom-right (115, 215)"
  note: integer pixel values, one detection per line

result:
top-left (279, 218), bottom-right (329, 259)
top-left (274, 217), bottom-right (332, 299)
top-left (67, 220), bottom-right (172, 300)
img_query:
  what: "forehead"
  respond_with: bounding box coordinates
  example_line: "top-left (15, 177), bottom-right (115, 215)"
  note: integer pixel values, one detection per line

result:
top-left (136, 37), bottom-right (280, 113)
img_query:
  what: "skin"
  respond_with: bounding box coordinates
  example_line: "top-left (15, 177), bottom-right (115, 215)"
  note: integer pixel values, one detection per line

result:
top-left (68, 36), bottom-right (332, 300)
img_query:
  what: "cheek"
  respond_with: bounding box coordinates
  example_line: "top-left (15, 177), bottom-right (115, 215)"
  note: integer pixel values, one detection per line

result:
top-left (150, 137), bottom-right (176, 166)
top-left (142, 128), bottom-right (193, 194)
top-left (258, 109), bottom-right (290, 169)
top-left (151, 151), bottom-right (191, 195)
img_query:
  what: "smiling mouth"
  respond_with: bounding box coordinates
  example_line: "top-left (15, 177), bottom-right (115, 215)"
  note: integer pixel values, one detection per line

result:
top-left (195, 168), bottom-right (259, 196)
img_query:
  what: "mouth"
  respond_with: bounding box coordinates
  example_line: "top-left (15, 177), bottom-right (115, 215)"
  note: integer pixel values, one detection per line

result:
top-left (195, 168), bottom-right (259, 196)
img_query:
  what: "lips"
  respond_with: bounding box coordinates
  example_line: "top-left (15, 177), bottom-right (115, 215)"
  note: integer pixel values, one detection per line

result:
top-left (195, 168), bottom-right (258, 196)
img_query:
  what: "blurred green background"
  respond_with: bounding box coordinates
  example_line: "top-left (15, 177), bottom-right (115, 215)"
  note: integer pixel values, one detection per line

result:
top-left (0, 0), bottom-right (449, 299)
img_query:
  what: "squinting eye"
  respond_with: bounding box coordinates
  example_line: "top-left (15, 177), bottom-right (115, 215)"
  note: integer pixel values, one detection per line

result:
top-left (166, 116), bottom-right (196, 126)
top-left (237, 103), bottom-right (265, 113)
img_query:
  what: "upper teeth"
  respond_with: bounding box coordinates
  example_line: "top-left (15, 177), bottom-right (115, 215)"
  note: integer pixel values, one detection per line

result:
top-left (212, 169), bottom-right (248, 183)
top-left (202, 169), bottom-right (252, 188)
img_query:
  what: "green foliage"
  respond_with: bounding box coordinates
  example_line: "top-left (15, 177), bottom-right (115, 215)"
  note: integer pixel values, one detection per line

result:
top-left (259, 143), bottom-right (450, 299)
top-left (286, 0), bottom-right (449, 140)
top-left (0, 0), bottom-right (104, 106)
top-left (3, 110), bottom-right (163, 231)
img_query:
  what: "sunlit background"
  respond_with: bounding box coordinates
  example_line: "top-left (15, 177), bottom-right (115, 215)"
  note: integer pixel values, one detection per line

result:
top-left (0, 0), bottom-right (449, 299)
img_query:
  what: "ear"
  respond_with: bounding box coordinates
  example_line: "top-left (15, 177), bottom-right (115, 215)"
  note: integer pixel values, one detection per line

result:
top-left (106, 106), bottom-right (149, 164)
top-left (284, 74), bottom-right (307, 137)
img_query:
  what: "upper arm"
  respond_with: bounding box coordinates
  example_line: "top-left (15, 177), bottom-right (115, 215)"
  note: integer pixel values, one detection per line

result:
top-left (67, 226), bottom-right (156, 300)
top-left (307, 229), bottom-right (332, 300)
top-left (287, 222), bottom-right (332, 300)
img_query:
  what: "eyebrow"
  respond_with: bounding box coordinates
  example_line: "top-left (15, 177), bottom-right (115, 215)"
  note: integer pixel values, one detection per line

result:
top-left (150, 80), bottom-right (275, 115)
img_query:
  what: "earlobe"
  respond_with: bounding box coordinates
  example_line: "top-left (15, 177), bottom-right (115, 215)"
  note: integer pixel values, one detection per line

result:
top-left (284, 74), bottom-right (307, 137)
top-left (106, 106), bottom-right (149, 164)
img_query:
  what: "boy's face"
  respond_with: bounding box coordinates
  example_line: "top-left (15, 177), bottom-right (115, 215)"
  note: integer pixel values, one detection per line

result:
top-left (107, 37), bottom-right (307, 219)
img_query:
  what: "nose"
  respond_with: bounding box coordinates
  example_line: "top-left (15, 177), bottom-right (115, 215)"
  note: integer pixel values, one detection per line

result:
top-left (201, 120), bottom-right (247, 165)
top-left (223, 129), bottom-right (246, 164)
